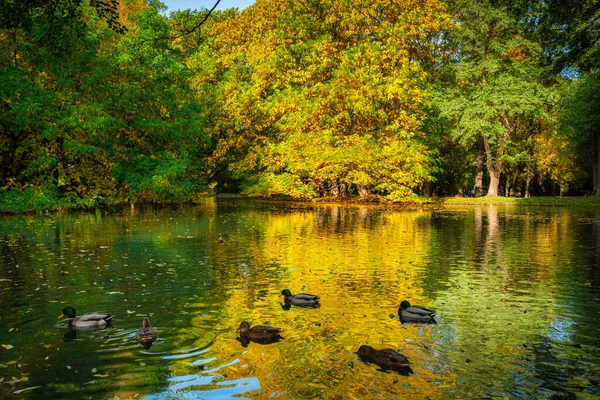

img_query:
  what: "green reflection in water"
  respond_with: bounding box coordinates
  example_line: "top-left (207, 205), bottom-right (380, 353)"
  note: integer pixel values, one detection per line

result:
top-left (0, 200), bottom-right (599, 399)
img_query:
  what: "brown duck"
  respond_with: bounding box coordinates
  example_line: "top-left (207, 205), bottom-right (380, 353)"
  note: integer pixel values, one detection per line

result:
top-left (357, 345), bottom-right (411, 369)
top-left (136, 317), bottom-right (157, 348)
top-left (237, 321), bottom-right (283, 345)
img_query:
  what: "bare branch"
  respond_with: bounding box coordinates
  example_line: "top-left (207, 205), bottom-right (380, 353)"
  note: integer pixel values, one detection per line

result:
top-left (167, 0), bottom-right (221, 41)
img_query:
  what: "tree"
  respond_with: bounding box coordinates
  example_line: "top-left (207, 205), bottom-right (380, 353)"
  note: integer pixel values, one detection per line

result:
top-left (193, 0), bottom-right (452, 199)
top-left (437, 0), bottom-right (550, 196)
top-left (558, 74), bottom-right (600, 195)
top-left (536, 0), bottom-right (600, 195)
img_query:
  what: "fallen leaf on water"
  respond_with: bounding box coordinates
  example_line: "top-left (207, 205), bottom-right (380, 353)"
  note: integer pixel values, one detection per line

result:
top-left (308, 382), bottom-right (327, 389)
top-left (5, 376), bottom-right (28, 385)
top-left (13, 385), bottom-right (41, 394)
top-left (93, 373), bottom-right (109, 378)
top-left (127, 310), bottom-right (135, 314)
top-left (1, 344), bottom-right (14, 350)
top-left (91, 368), bottom-right (97, 373)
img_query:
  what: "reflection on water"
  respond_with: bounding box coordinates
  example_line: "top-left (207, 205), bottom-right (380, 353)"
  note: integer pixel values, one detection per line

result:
top-left (0, 200), bottom-right (599, 398)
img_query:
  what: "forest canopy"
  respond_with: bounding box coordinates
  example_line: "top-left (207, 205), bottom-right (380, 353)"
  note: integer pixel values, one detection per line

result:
top-left (0, 0), bottom-right (598, 211)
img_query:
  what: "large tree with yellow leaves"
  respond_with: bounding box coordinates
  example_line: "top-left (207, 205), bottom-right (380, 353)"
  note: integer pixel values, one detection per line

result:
top-left (195, 0), bottom-right (451, 199)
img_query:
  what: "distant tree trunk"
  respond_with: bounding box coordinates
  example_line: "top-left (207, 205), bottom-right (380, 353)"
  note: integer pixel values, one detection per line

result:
top-left (475, 136), bottom-right (484, 197)
top-left (488, 169), bottom-right (500, 196)
top-left (525, 177), bottom-right (531, 198)
top-left (593, 131), bottom-right (600, 196)
top-left (505, 175), bottom-right (511, 197)
top-left (357, 184), bottom-right (369, 197)
top-left (483, 114), bottom-right (515, 197)
top-left (330, 180), bottom-right (340, 197)
top-left (423, 180), bottom-right (432, 197)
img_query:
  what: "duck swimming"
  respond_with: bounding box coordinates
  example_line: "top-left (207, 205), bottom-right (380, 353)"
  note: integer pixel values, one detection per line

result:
top-left (281, 289), bottom-right (320, 308)
top-left (61, 306), bottom-right (114, 329)
top-left (398, 300), bottom-right (436, 323)
top-left (136, 317), bottom-right (157, 348)
top-left (237, 321), bottom-right (283, 345)
top-left (357, 345), bottom-right (411, 370)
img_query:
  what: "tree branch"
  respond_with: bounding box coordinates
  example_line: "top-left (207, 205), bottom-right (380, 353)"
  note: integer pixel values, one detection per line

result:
top-left (166, 0), bottom-right (221, 41)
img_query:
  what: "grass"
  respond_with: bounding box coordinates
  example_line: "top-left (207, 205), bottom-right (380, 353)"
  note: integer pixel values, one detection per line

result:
top-left (440, 196), bottom-right (600, 207)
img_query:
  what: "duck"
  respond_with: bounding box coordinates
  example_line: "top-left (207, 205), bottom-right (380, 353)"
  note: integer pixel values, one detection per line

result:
top-left (61, 306), bottom-right (114, 329)
top-left (136, 317), bottom-right (157, 348)
top-left (357, 345), bottom-right (411, 369)
top-left (398, 300), bottom-right (436, 323)
top-left (237, 321), bottom-right (283, 345)
top-left (217, 236), bottom-right (225, 243)
top-left (281, 289), bottom-right (320, 308)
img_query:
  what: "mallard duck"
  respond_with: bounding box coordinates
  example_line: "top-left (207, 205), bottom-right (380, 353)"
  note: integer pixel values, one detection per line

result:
top-left (281, 289), bottom-right (320, 308)
top-left (136, 317), bottom-right (157, 348)
top-left (357, 345), bottom-right (411, 369)
top-left (398, 300), bottom-right (436, 323)
top-left (237, 321), bottom-right (283, 344)
top-left (61, 306), bottom-right (114, 329)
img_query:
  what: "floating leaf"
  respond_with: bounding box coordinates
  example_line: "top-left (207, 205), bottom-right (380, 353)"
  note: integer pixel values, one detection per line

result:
top-left (13, 385), bottom-right (41, 394)
top-left (1, 344), bottom-right (14, 350)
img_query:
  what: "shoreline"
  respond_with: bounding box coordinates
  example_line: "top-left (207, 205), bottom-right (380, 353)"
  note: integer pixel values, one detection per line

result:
top-left (1, 194), bottom-right (599, 215)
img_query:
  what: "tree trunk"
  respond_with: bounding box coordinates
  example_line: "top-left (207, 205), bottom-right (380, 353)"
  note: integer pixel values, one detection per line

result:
top-left (525, 177), bottom-right (531, 198)
top-left (593, 131), bottom-right (600, 196)
top-left (357, 184), bottom-right (369, 197)
top-left (482, 115), bottom-right (515, 198)
top-left (330, 180), bottom-right (340, 197)
top-left (505, 175), bottom-right (511, 197)
top-left (475, 136), bottom-right (484, 197)
top-left (487, 169), bottom-right (500, 196)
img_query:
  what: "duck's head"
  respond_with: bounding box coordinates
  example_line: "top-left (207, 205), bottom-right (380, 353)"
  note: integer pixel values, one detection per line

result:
top-left (62, 306), bottom-right (76, 319)
top-left (400, 300), bottom-right (411, 310)
top-left (238, 321), bottom-right (250, 333)
top-left (281, 289), bottom-right (292, 297)
top-left (357, 345), bottom-right (375, 356)
top-left (142, 317), bottom-right (151, 328)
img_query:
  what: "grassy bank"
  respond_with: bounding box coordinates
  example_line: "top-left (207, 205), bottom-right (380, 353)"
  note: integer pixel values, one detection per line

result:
top-left (440, 196), bottom-right (600, 207)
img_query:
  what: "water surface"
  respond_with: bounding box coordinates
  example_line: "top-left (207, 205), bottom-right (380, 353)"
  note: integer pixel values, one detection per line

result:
top-left (1, 199), bottom-right (599, 399)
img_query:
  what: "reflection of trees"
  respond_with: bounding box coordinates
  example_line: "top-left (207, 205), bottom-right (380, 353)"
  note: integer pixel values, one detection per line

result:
top-left (531, 337), bottom-right (578, 399)
top-left (592, 212), bottom-right (600, 280)
top-left (1, 202), bottom-right (600, 398)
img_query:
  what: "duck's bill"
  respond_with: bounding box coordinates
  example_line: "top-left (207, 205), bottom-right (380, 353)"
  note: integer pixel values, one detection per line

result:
top-left (57, 313), bottom-right (64, 319)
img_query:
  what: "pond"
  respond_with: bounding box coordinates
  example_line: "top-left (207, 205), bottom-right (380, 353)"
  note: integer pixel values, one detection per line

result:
top-left (0, 199), bottom-right (599, 399)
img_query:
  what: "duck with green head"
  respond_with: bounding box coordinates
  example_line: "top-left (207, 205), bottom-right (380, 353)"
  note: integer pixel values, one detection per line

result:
top-left (281, 289), bottom-right (320, 308)
top-left (61, 306), bottom-right (114, 329)
top-left (357, 345), bottom-right (411, 371)
top-left (398, 300), bottom-right (436, 323)
top-left (136, 317), bottom-right (157, 349)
